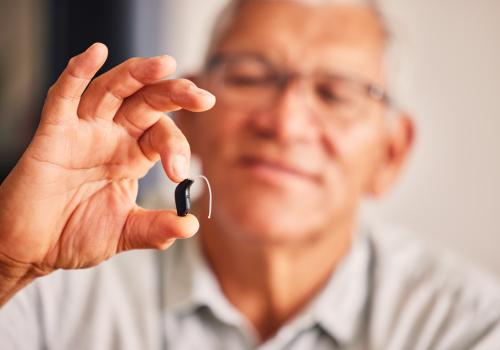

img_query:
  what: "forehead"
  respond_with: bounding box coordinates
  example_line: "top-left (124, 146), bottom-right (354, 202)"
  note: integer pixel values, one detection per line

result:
top-left (215, 1), bottom-right (386, 78)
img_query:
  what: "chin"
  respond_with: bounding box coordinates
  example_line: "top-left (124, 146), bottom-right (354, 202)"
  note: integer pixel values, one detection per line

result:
top-left (216, 193), bottom-right (326, 245)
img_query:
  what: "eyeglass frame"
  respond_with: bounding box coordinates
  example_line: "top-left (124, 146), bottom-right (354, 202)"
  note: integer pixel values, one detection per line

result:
top-left (203, 52), bottom-right (394, 122)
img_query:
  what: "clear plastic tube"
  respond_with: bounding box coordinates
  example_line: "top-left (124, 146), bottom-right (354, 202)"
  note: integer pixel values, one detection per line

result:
top-left (197, 175), bottom-right (212, 219)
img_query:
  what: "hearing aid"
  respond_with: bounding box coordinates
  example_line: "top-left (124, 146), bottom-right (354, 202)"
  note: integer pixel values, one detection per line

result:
top-left (175, 179), bottom-right (194, 216)
top-left (175, 175), bottom-right (212, 218)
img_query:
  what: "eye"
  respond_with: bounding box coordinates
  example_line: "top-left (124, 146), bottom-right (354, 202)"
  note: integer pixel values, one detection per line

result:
top-left (223, 61), bottom-right (275, 87)
top-left (315, 81), bottom-right (352, 105)
top-left (225, 73), bottom-right (272, 87)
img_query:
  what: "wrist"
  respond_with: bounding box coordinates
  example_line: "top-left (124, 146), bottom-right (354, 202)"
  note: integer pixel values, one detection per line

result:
top-left (0, 255), bottom-right (45, 307)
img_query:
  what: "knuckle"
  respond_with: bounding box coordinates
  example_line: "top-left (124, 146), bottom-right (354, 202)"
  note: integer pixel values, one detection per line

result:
top-left (140, 56), bottom-right (176, 79)
top-left (176, 79), bottom-right (195, 91)
top-left (159, 115), bottom-right (181, 132)
top-left (145, 58), bottom-right (165, 74)
top-left (125, 57), bottom-right (144, 72)
top-left (91, 76), bottom-right (123, 102)
top-left (139, 90), bottom-right (158, 110)
top-left (126, 56), bottom-right (141, 65)
top-left (46, 85), bottom-right (56, 99)
top-left (66, 56), bottom-right (85, 79)
top-left (67, 55), bottom-right (78, 67)
top-left (144, 117), bottom-right (191, 157)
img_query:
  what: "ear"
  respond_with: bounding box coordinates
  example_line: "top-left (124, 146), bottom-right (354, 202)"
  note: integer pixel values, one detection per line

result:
top-left (369, 111), bottom-right (415, 197)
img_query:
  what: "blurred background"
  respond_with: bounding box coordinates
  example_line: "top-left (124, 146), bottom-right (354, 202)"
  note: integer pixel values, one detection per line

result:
top-left (1, 0), bottom-right (499, 274)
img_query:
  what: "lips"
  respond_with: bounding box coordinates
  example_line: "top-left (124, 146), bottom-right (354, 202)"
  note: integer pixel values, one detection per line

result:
top-left (238, 155), bottom-right (320, 183)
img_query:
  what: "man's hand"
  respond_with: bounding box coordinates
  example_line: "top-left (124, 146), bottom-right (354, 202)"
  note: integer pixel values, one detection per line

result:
top-left (0, 43), bottom-right (215, 305)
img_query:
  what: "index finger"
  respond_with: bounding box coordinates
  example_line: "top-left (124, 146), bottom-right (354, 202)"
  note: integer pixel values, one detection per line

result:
top-left (77, 55), bottom-right (177, 121)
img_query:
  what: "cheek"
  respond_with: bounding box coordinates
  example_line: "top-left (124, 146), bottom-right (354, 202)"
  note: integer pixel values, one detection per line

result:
top-left (328, 121), bottom-right (386, 195)
top-left (191, 107), bottom-right (248, 182)
top-left (193, 107), bottom-right (239, 154)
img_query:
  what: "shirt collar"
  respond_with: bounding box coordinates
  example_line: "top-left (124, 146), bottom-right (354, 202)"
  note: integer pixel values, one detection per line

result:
top-left (310, 228), bottom-right (372, 345)
top-left (161, 228), bottom-right (372, 346)
top-left (162, 236), bottom-right (255, 334)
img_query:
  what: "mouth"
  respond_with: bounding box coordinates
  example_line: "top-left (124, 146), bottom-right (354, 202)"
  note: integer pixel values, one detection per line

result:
top-left (237, 156), bottom-right (320, 184)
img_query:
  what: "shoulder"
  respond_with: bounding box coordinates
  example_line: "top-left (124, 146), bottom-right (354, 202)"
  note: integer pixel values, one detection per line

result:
top-left (0, 248), bottom-right (164, 349)
top-left (365, 223), bottom-right (500, 349)
top-left (367, 223), bottom-right (500, 301)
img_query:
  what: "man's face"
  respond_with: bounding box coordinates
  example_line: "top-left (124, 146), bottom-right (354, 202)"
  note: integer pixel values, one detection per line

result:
top-left (185, 1), bottom-right (395, 243)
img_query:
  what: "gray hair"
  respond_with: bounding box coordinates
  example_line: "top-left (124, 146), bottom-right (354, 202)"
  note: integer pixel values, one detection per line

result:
top-left (204, 0), bottom-right (390, 62)
top-left (203, 0), bottom-right (406, 108)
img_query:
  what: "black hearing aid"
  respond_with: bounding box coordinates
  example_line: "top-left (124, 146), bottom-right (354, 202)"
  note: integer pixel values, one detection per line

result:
top-left (175, 179), bottom-right (195, 216)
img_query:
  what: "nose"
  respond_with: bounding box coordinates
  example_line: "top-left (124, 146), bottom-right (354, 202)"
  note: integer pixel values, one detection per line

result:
top-left (251, 79), bottom-right (320, 143)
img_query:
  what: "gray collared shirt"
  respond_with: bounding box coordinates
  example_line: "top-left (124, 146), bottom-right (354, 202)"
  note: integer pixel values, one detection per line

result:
top-left (1, 224), bottom-right (500, 349)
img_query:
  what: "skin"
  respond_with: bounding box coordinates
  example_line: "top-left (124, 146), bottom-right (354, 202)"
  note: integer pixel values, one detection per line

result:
top-left (0, 0), bottom-right (414, 343)
top-left (0, 43), bottom-right (216, 305)
top-left (179, 1), bottom-right (414, 341)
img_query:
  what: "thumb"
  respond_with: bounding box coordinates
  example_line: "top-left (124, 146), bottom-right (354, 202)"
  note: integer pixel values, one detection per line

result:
top-left (118, 207), bottom-right (199, 252)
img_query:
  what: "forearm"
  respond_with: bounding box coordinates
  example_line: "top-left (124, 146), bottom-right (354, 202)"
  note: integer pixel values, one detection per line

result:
top-left (0, 257), bottom-right (39, 307)
top-left (0, 173), bottom-right (38, 306)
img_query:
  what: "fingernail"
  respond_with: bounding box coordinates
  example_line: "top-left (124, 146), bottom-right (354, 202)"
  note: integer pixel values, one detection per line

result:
top-left (172, 155), bottom-right (189, 179)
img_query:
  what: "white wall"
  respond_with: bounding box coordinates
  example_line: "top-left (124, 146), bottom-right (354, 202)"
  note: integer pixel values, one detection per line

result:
top-left (156, 0), bottom-right (500, 275)
top-left (374, 0), bottom-right (500, 275)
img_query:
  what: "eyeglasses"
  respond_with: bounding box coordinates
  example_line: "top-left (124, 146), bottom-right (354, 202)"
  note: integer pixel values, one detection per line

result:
top-left (204, 53), bottom-right (392, 127)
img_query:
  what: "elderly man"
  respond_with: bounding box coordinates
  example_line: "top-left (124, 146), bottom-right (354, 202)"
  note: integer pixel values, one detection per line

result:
top-left (0, 0), bottom-right (499, 349)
